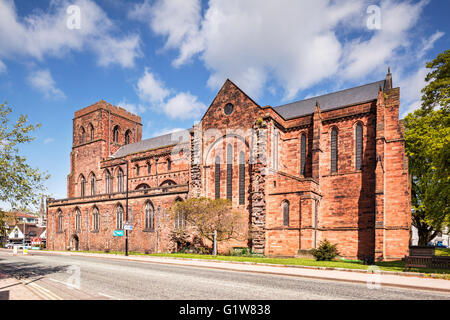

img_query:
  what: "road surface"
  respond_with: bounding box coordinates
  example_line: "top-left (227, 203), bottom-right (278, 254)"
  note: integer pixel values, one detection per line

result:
top-left (0, 251), bottom-right (449, 300)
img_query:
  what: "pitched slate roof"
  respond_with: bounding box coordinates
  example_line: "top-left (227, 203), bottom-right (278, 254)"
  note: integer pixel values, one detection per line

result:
top-left (112, 129), bottom-right (191, 158)
top-left (274, 80), bottom-right (385, 120)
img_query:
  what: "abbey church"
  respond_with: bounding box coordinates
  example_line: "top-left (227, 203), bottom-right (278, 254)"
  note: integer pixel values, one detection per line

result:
top-left (47, 70), bottom-right (411, 261)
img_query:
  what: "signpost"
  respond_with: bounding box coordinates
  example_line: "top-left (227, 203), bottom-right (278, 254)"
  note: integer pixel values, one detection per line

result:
top-left (124, 224), bottom-right (133, 231)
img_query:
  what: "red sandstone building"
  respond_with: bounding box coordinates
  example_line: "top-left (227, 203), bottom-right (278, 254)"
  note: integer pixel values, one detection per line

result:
top-left (47, 70), bottom-right (410, 261)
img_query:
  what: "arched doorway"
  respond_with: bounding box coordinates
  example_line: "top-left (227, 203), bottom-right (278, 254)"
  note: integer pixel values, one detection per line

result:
top-left (70, 234), bottom-right (79, 251)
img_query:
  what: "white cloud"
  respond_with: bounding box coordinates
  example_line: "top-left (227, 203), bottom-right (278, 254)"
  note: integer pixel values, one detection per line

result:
top-left (0, 60), bottom-right (6, 73)
top-left (135, 68), bottom-right (206, 119)
top-left (163, 92), bottom-right (206, 119)
top-left (44, 138), bottom-right (55, 144)
top-left (136, 68), bottom-right (171, 104)
top-left (132, 0), bottom-right (437, 102)
top-left (27, 69), bottom-right (65, 100)
top-left (116, 100), bottom-right (146, 115)
top-left (0, 0), bottom-right (141, 69)
top-left (129, 0), bottom-right (203, 67)
top-left (341, 0), bottom-right (428, 80)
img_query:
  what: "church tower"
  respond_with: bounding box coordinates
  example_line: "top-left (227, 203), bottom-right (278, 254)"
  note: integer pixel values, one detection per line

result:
top-left (67, 101), bottom-right (142, 198)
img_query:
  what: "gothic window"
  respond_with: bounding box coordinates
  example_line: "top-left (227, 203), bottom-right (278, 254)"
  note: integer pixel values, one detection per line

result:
top-left (226, 144), bottom-right (233, 201)
top-left (80, 175), bottom-right (86, 197)
top-left (136, 165), bottom-right (140, 176)
top-left (75, 209), bottom-right (81, 232)
top-left (80, 127), bottom-right (85, 144)
top-left (239, 151), bottom-right (245, 205)
top-left (125, 130), bottom-right (131, 145)
top-left (300, 134), bottom-right (306, 176)
top-left (144, 202), bottom-right (154, 231)
top-left (174, 198), bottom-right (185, 229)
top-left (331, 127), bottom-right (338, 173)
top-left (282, 200), bottom-right (289, 226)
top-left (105, 170), bottom-right (112, 194)
top-left (92, 207), bottom-right (100, 231)
top-left (90, 173), bottom-right (96, 196)
top-left (117, 168), bottom-right (124, 193)
top-left (215, 156), bottom-right (220, 199)
top-left (57, 211), bottom-right (63, 232)
top-left (147, 162), bottom-right (151, 174)
top-left (272, 129), bottom-right (279, 170)
top-left (167, 158), bottom-right (171, 171)
top-left (89, 123), bottom-right (94, 141)
top-left (116, 205), bottom-right (124, 230)
top-left (136, 183), bottom-right (150, 190)
top-left (113, 126), bottom-right (119, 143)
top-left (355, 123), bottom-right (363, 170)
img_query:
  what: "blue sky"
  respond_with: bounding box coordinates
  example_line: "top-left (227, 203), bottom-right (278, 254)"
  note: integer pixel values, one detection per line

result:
top-left (0, 0), bottom-right (448, 203)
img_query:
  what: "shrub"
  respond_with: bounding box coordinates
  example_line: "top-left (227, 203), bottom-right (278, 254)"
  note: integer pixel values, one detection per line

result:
top-left (310, 239), bottom-right (339, 261)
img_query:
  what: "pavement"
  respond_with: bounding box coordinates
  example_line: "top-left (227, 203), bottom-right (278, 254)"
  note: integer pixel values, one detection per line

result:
top-left (1, 248), bottom-right (448, 295)
top-left (0, 272), bottom-right (43, 300)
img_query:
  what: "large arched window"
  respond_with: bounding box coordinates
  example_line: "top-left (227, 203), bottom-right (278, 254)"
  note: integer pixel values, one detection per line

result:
top-left (57, 210), bottom-right (63, 233)
top-left (75, 209), bottom-right (81, 232)
top-left (239, 151), bottom-right (245, 205)
top-left (117, 168), bottom-right (124, 193)
top-left (300, 134), bottom-right (306, 176)
top-left (80, 175), bottom-right (86, 197)
top-left (116, 205), bottom-right (124, 230)
top-left (226, 144), bottom-right (233, 201)
top-left (144, 202), bottom-right (154, 231)
top-left (330, 127), bottom-right (338, 173)
top-left (282, 200), bottom-right (289, 227)
top-left (355, 123), bottom-right (363, 170)
top-left (113, 125), bottom-right (120, 144)
top-left (125, 130), bottom-right (131, 145)
top-left (90, 173), bottom-right (96, 196)
top-left (92, 207), bottom-right (100, 231)
top-left (105, 170), bottom-right (112, 194)
top-left (215, 156), bottom-right (220, 199)
top-left (89, 123), bottom-right (94, 141)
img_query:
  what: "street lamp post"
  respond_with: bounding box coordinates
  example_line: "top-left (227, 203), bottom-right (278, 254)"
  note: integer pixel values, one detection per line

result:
top-left (125, 160), bottom-right (129, 256)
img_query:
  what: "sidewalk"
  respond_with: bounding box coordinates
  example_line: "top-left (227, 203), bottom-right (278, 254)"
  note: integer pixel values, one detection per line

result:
top-left (30, 249), bottom-right (450, 294)
top-left (0, 273), bottom-right (42, 300)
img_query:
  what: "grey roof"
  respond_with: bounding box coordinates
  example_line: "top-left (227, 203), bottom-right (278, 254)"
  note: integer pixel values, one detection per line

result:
top-left (274, 80), bottom-right (385, 119)
top-left (112, 129), bottom-right (191, 158)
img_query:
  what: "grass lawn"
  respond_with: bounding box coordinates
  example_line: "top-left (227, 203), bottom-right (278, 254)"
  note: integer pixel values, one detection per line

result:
top-left (46, 249), bottom-right (450, 279)
top-left (436, 248), bottom-right (450, 256)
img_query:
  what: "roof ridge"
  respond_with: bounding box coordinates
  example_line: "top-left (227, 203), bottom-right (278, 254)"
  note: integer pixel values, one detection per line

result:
top-left (276, 80), bottom-right (385, 108)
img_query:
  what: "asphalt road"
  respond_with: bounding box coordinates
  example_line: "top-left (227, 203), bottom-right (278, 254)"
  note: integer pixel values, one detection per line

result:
top-left (0, 251), bottom-right (449, 300)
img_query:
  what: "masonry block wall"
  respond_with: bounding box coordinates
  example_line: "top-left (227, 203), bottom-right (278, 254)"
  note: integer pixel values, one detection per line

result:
top-left (48, 76), bottom-right (411, 261)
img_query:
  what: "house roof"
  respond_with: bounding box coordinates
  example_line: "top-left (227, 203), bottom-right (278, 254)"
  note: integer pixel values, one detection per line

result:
top-left (274, 80), bottom-right (385, 119)
top-left (15, 224), bottom-right (45, 237)
top-left (111, 129), bottom-right (191, 159)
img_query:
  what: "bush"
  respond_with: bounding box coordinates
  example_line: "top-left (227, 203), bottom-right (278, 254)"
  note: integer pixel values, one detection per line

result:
top-left (310, 239), bottom-right (339, 261)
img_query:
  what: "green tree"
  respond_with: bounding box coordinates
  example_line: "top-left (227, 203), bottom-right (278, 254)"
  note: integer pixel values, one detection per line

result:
top-left (170, 198), bottom-right (246, 249)
top-left (404, 50), bottom-right (450, 246)
top-left (0, 101), bottom-right (49, 244)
